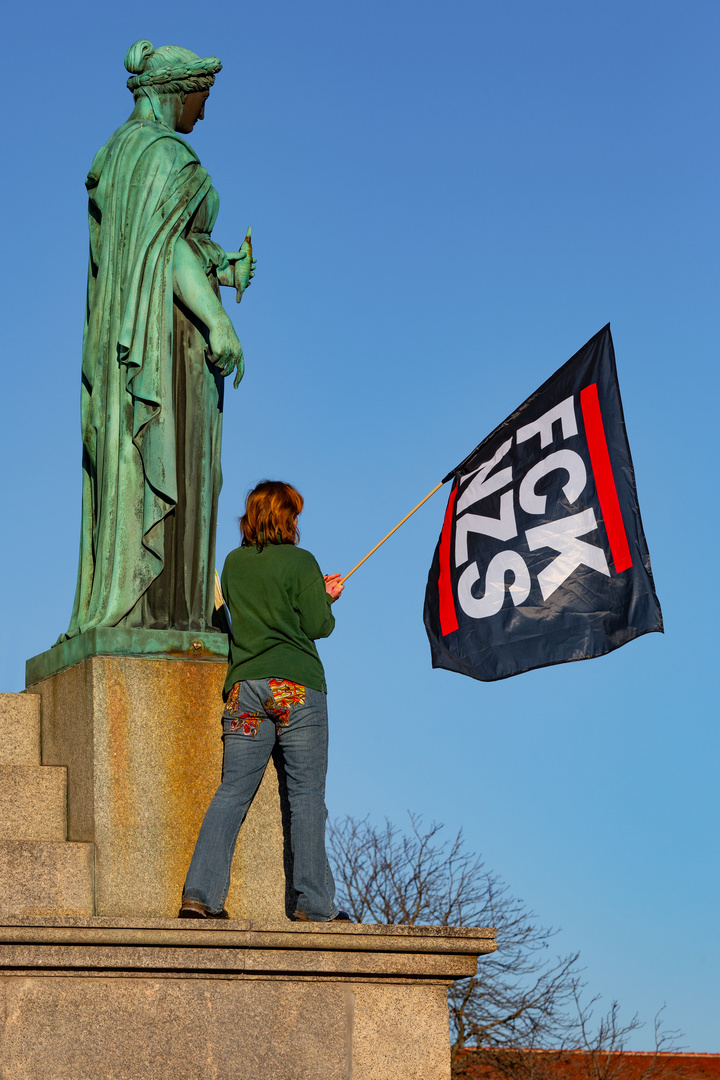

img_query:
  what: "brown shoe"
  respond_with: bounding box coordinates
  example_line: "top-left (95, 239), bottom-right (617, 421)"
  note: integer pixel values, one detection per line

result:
top-left (293, 909), bottom-right (353, 922)
top-left (178, 899), bottom-right (230, 919)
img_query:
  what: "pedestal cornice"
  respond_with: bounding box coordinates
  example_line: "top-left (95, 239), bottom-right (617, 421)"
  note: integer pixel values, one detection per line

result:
top-left (26, 628), bottom-right (229, 686)
top-left (0, 916), bottom-right (496, 983)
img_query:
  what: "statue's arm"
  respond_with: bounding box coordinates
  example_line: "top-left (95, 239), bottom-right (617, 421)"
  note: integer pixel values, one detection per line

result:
top-left (173, 238), bottom-right (244, 387)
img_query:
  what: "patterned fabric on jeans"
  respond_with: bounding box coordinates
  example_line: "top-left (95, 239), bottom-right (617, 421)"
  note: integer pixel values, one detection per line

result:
top-left (223, 681), bottom-right (267, 738)
top-left (222, 679), bottom-right (307, 738)
top-left (267, 679), bottom-right (306, 732)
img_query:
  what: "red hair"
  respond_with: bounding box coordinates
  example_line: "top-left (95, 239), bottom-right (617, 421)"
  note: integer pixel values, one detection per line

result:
top-left (240, 480), bottom-right (303, 549)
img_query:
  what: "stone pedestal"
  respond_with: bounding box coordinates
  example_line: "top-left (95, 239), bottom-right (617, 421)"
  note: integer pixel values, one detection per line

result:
top-left (27, 652), bottom-right (288, 920)
top-left (0, 917), bottom-right (496, 1079)
top-left (11, 648), bottom-right (498, 1077)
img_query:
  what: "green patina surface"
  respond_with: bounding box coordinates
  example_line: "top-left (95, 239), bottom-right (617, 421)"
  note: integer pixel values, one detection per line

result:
top-left (27, 629), bottom-right (229, 686)
top-left (57, 39), bottom-right (254, 654)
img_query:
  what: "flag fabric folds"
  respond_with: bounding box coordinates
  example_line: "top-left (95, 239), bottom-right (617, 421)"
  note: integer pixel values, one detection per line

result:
top-left (424, 325), bottom-right (663, 682)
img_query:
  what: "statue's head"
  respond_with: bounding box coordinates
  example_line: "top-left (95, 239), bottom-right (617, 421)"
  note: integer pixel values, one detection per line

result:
top-left (125, 40), bottom-right (222, 97)
top-left (125, 40), bottom-right (222, 133)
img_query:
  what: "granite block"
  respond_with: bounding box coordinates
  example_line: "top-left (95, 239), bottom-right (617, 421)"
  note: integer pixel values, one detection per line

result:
top-left (0, 767), bottom-right (67, 840)
top-left (0, 843), bottom-right (94, 917)
top-left (0, 916), bottom-right (496, 1078)
top-left (30, 656), bottom-right (288, 920)
top-left (0, 693), bottom-right (40, 766)
top-left (0, 976), bottom-right (350, 1080)
top-left (352, 982), bottom-right (451, 1079)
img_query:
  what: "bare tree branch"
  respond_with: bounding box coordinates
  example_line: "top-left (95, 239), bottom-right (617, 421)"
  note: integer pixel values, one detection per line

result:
top-left (328, 814), bottom-right (686, 1080)
top-left (328, 813), bottom-right (581, 1059)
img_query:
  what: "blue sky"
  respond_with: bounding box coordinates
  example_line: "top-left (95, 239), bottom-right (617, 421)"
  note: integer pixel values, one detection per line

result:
top-left (1, 0), bottom-right (717, 1050)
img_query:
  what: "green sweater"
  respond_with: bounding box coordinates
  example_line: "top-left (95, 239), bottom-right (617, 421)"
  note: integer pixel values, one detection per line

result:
top-left (221, 543), bottom-right (335, 695)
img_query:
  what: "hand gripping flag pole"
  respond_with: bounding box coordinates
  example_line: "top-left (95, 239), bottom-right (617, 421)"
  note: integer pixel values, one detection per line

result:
top-left (340, 482), bottom-right (446, 583)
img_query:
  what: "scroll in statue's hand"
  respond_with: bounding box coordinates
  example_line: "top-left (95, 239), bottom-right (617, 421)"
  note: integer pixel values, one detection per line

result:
top-left (216, 231), bottom-right (255, 298)
top-left (216, 230), bottom-right (255, 297)
top-left (235, 228), bottom-right (255, 301)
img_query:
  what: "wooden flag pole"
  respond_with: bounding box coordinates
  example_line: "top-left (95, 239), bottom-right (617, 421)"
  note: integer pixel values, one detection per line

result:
top-left (341, 481), bottom-right (446, 583)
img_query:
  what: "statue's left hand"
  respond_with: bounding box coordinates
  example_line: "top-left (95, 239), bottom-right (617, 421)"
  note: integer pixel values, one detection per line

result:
top-left (216, 251), bottom-right (256, 293)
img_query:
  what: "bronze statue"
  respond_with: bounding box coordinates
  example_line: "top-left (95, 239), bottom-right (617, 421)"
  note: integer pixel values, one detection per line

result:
top-left (61, 40), bottom-right (253, 641)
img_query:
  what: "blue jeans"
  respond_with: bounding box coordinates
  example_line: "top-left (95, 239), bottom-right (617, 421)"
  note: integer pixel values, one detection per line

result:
top-left (183, 678), bottom-right (338, 920)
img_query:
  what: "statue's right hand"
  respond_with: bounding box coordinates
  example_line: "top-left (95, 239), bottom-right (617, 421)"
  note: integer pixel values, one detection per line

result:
top-left (209, 319), bottom-right (245, 388)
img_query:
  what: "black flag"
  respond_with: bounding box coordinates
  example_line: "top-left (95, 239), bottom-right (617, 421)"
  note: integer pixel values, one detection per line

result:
top-left (424, 326), bottom-right (662, 682)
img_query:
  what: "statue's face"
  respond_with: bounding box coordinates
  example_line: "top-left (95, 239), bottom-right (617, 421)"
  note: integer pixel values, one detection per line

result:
top-left (177, 89), bottom-right (210, 134)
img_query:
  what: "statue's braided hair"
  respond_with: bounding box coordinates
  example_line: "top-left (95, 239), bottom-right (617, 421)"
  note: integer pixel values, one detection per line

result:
top-left (125, 40), bottom-right (222, 96)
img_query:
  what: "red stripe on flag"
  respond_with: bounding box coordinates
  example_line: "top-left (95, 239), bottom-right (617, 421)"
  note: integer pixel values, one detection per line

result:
top-left (580, 383), bottom-right (633, 573)
top-left (438, 480), bottom-right (459, 635)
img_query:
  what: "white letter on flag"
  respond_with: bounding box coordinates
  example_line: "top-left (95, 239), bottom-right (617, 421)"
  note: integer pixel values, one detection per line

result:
top-left (526, 509), bottom-right (610, 601)
top-left (455, 438), bottom-right (516, 565)
top-left (456, 438), bottom-right (513, 513)
top-left (517, 397), bottom-right (578, 448)
top-left (519, 449), bottom-right (587, 515)
top-left (455, 492), bottom-right (517, 564)
top-left (457, 551), bottom-right (531, 619)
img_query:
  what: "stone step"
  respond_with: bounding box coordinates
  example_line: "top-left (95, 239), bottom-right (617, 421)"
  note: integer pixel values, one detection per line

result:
top-left (0, 693), bottom-right (40, 766)
top-left (0, 841), bottom-right (94, 917)
top-left (0, 767), bottom-right (67, 841)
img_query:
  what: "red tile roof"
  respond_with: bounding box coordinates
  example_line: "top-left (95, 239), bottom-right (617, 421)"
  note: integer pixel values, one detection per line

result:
top-left (454, 1050), bottom-right (720, 1080)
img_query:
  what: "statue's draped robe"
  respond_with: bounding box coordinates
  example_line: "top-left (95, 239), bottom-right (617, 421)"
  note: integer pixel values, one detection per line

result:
top-left (61, 118), bottom-right (225, 639)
